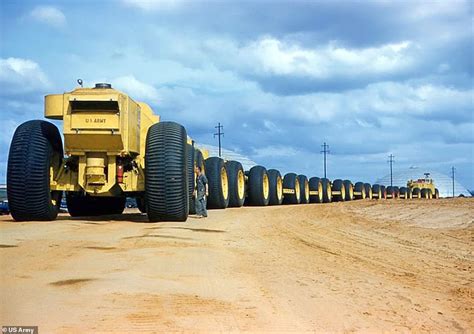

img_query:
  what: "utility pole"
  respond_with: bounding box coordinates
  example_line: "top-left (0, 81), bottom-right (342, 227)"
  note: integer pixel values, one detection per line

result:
top-left (214, 122), bottom-right (224, 158)
top-left (451, 166), bottom-right (456, 197)
top-left (320, 142), bottom-right (330, 179)
top-left (388, 154), bottom-right (395, 187)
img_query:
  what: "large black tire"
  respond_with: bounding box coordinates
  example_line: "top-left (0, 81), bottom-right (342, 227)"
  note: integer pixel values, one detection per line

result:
top-left (283, 173), bottom-right (301, 204)
top-left (399, 187), bottom-right (408, 199)
top-left (354, 182), bottom-right (366, 200)
top-left (380, 185), bottom-right (387, 199)
top-left (298, 175), bottom-right (310, 204)
top-left (226, 160), bottom-right (245, 207)
top-left (372, 184), bottom-right (382, 199)
top-left (364, 183), bottom-right (372, 199)
top-left (66, 193), bottom-right (125, 216)
top-left (309, 177), bottom-right (323, 203)
top-left (187, 144), bottom-right (196, 214)
top-left (331, 179), bottom-right (345, 202)
top-left (194, 149), bottom-right (205, 174)
top-left (66, 193), bottom-right (90, 216)
top-left (343, 180), bottom-right (354, 201)
top-left (434, 188), bottom-right (439, 199)
top-left (7, 120), bottom-right (63, 221)
top-left (268, 169), bottom-right (283, 205)
top-left (205, 157), bottom-right (229, 209)
top-left (321, 178), bottom-right (332, 203)
top-left (110, 197), bottom-right (126, 214)
top-left (246, 165), bottom-right (270, 206)
top-left (421, 188), bottom-right (432, 199)
top-left (393, 186), bottom-right (400, 199)
top-left (386, 186), bottom-right (395, 199)
top-left (145, 122), bottom-right (189, 222)
top-left (412, 187), bottom-right (421, 199)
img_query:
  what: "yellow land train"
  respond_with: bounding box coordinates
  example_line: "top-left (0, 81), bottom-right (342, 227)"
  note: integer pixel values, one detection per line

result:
top-left (7, 83), bottom-right (212, 222)
top-left (407, 173), bottom-right (439, 199)
top-left (6, 83), bottom-right (367, 223)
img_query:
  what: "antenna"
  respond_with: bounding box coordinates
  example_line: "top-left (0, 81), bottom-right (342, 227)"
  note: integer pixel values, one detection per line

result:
top-left (320, 142), bottom-right (330, 179)
top-left (214, 122), bottom-right (224, 158)
top-left (388, 154), bottom-right (395, 187)
top-left (77, 79), bottom-right (83, 87)
top-left (451, 166), bottom-right (456, 198)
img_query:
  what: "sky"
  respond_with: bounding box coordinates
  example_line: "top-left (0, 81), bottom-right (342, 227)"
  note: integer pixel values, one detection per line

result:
top-left (0, 0), bottom-right (473, 189)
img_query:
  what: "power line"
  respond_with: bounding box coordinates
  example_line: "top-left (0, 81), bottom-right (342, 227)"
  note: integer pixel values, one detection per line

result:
top-left (451, 166), bottom-right (456, 198)
top-left (387, 154), bottom-right (395, 187)
top-left (214, 122), bottom-right (224, 158)
top-left (320, 142), bottom-right (330, 179)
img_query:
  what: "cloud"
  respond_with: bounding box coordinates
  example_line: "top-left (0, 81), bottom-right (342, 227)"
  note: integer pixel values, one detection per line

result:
top-left (154, 34), bottom-right (423, 94)
top-left (240, 38), bottom-right (415, 79)
top-left (0, 57), bottom-right (51, 95)
top-left (405, 0), bottom-right (470, 20)
top-left (233, 81), bottom-right (473, 127)
top-left (29, 6), bottom-right (66, 27)
top-left (122, 0), bottom-right (184, 11)
top-left (113, 75), bottom-right (160, 102)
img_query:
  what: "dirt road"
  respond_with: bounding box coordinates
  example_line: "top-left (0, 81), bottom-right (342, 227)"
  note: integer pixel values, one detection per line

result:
top-left (1, 199), bottom-right (473, 333)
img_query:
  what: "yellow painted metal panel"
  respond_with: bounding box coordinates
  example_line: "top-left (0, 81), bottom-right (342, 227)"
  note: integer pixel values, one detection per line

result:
top-left (68, 93), bottom-right (119, 102)
top-left (127, 97), bottom-right (140, 154)
top-left (70, 113), bottom-right (120, 129)
top-left (138, 102), bottom-right (159, 159)
top-left (64, 133), bottom-right (124, 153)
top-left (44, 94), bottom-right (64, 119)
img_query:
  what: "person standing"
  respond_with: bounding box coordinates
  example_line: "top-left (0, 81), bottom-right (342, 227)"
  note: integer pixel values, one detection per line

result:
top-left (194, 166), bottom-right (208, 218)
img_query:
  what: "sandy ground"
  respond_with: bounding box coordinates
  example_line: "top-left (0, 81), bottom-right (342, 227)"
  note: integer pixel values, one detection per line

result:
top-left (0, 198), bottom-right (473, 333)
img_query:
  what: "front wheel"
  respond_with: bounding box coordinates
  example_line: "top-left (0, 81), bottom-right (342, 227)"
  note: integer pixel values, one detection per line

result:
top-left (7, 120), bottom-right (63, 221)
top-left (145, 122), bottom-right (189, 222)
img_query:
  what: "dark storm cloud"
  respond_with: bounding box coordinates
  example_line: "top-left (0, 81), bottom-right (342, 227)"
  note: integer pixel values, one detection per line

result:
top-left (123, 1), bottom-right (467, 47)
